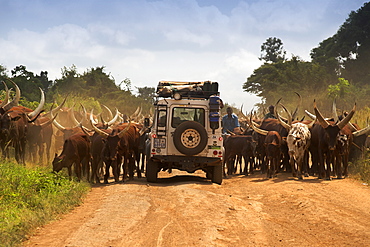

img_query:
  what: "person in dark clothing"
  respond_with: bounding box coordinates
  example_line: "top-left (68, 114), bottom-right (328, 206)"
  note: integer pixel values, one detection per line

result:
top-left (264, 105), bottom-right (277, 119)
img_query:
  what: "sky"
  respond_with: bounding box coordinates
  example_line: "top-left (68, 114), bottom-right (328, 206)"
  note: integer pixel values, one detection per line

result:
top-left (0, 0), bottom-right (367, 110)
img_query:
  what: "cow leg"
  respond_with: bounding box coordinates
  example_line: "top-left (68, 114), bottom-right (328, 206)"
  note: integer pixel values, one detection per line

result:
top-left (74, 162), bottom-right (82, 182)
top-left (289, 156), bottom-right (296, 178)
top-left (82, 158), bottom-right (90, 182)
top-left (140, 152), bottom-right (145, 173)
top-left (67, 165), bottom-right (72, 180)
top-left (271, 157), bottom-right (277, 178)
top-left (135, 153), bottom-right (142, 179)
top-left (336, 154), bottom-right (343, 179)
top-left (303, 151), bottom-right (310, 177)
top-left (104, 159), bottom-right (111, 184)
top-left (343, 153), bottom-right (349, 178)
top-left (324, 153), bottom-right (332, 180)
top-left (128, 155), bottom-right (135, 179)
top-left (223, 159), bottom-right (227, 178)
top-left (38, 143), bottom-right (44, 164)
top-left (113, 159), bottom-right (121, 182)
top-left (266, 157), bottom-right (271, 179)
top-left (120, 155), bottom-right (129, 182)
top-left (317, 149), bottom-right (326, 179)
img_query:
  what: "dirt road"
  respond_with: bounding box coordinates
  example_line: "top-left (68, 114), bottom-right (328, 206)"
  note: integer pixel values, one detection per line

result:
top-left (24, 171), bottom-right (370, 247)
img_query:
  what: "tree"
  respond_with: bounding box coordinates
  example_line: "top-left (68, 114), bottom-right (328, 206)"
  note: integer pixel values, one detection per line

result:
top-left (119, 78), bottom-right (133, 93)
top-left (137, 86), bottom-right (156, 103)
top-left (311, 2), bottom-right (370, 85)
top-left (0, 65), bottom-right (9, 83)
top-left (82, 66), bottom-right (119, 98)
top-left (50, 65), bottom-right (87, 96)
top-left (243, 56), bottom-right (336, 109)
top-left (9, 65), bottom-right (46, 102)
top-left (259, 37), bottom-right (286, 63)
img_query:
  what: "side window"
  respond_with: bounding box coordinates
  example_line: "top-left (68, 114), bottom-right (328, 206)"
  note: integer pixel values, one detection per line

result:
top-left (158, 110), bottom-right (167, 127)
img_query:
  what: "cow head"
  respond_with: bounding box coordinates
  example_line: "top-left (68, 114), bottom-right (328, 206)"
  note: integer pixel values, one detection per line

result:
top-left (314, 101), bottom-right (356, 150)
top-left (52, 153), bottom-right (67, 172)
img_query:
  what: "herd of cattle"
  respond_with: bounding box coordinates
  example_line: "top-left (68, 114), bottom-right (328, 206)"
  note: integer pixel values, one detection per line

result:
top-left (224, 98), bottom-right (370, 180)
top-left (1, 81), bottom-right (369, 183)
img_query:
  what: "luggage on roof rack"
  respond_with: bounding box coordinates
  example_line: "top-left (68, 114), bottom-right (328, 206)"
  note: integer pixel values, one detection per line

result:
top-left (156, 80), bottom-right (219, 99)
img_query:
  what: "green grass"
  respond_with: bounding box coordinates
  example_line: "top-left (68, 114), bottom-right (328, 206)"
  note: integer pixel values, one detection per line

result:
top-left (350, 153), bottom-right (370, 185)
top-left (0, 162), bottom-right (90, 247)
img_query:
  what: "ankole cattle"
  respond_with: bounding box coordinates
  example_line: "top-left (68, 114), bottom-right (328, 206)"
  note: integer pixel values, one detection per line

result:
top-left (52, 133), bottom-right (91, 181)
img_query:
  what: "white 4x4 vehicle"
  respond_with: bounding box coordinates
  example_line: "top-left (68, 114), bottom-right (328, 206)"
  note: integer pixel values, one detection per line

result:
top-left (145, 81), bottom-right (224, 184)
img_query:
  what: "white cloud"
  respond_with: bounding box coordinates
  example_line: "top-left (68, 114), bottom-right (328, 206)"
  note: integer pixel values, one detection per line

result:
top-left (0, 0), bottom-right (366, 109)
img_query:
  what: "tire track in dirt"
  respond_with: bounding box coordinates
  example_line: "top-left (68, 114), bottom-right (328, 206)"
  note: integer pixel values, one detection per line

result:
top-left (24, 172), bottom-right (370, 247)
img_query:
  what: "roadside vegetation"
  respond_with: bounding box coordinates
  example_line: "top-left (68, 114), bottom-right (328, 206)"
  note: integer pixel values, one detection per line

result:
top-left (351, 155), bottom-right (370, 185)
top-left (0, 161), bottom-right (90, 247)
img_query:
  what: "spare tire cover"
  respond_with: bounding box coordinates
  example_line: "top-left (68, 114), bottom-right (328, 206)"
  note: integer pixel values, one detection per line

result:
top-left (173, 121), bottom-right (208, 155)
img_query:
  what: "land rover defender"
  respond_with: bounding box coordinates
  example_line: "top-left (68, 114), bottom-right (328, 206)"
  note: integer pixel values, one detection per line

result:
top-left (145, 81), bottom-right (224, 184)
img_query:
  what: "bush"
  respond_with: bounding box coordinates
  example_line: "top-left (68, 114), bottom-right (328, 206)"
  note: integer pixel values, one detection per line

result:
top-left (0, 162), bottom-right (90, 246)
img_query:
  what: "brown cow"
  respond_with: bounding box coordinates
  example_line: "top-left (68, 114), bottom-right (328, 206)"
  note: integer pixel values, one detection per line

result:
top-left (52, 133), bottom-right (91, 181)
top-left (264, 131), bottom-right (282, 179)
top-left (223, 135), bottom-right (256, 176)
top-left (249, 116), bottom-right (282, 179)
top-left (92, 121), bottom-right (141, 183)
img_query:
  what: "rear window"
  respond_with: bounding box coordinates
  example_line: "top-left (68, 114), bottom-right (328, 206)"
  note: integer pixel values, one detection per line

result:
top-left (172, 107), bottom-right (205, 128)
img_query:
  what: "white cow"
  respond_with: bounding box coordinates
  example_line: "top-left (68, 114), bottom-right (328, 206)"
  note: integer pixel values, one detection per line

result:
top-left (276, 104), bottom-right (315, 179)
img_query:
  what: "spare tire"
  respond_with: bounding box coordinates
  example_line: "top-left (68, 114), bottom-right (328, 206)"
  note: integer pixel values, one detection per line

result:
top-left (173, 121), bottom-right (208, 155)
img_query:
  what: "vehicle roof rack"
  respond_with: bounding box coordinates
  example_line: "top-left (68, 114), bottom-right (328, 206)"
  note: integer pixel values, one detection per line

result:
top-left (156, 80), bottom-right (219, 99)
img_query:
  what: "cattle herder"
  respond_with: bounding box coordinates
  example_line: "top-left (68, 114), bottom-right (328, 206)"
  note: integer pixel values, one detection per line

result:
top-left (222, 107), bottom-right (241, 134)
top-left (264, 105), bottom-right (277, 119)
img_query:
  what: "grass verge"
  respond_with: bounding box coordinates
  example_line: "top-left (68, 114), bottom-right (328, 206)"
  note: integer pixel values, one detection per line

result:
top-left (350, 155), bottom-right (370, 185)
top-left (0, 161), bottom-right (90, 247)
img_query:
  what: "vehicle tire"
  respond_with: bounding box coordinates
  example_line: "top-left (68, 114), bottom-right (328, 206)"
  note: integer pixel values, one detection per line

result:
top-left (173, 121), bottom-right (208, 155)
top-left (146, 158), bottom-right (158, 183)
top-left (205, 167), bottom-right (213, 179)
top-left (211, 162), bottom-right (223, 185)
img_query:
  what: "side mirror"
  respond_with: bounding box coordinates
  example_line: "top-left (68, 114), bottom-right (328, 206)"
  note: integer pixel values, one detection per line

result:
top-left (144, 117), bottom-right (150, 128)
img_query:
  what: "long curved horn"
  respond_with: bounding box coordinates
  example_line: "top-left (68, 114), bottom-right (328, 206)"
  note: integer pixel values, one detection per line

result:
top-left (130, 106), bottom-right (140, 119)
top-left (0, 82), bottom-right (9, 108)
top-left (313, 100), bottom-right (330, 129)
top-left (3, 79), bottom-right (20, 111)
top-left (80, 104), bottom-right (88, 125)
top-left (44, 96), bottom-right (68, 117)
top-left (118, 121), bottom-right (132, 138)
top-left (276, 103), bottom-right (291, 131)
top-left (249, 112), bottom-right (268, 136)
top-left (40, 112), bottom-right (59, 127)
top-left (91, 119), bottom-right (109, 138)
top-left (305, 110), bottom-right (316, 120)
top-left (291, 92), bottom-right (302, 121)
top-left (353, 125), bottom-right (370, 137)
top-left (70, 106), bottom-right (86, 128)
top-left (101, 104), bottom-right (113, 120)
top-left (90, 109), bottom-right (98, 125)
top-left (332, 98), bottom-right (339, 122)
top-left (107, 108), bottom-right (119, 126)
top-left (50, 109), bottom-right (66, 132)
top-left (28, 87), bottom-right (45, 119)
top-left (306, 118), bottom-right (317, 129)
top-left (337, 103), bottom-right (356, 130)
top-left (239, 104), bottom-right (248, 120)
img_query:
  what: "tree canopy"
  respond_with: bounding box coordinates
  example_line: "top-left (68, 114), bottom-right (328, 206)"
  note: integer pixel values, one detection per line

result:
top-left (244, 3), bottom-right (370, 116)
top-left (0, 64), bottom-right (154, 116)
